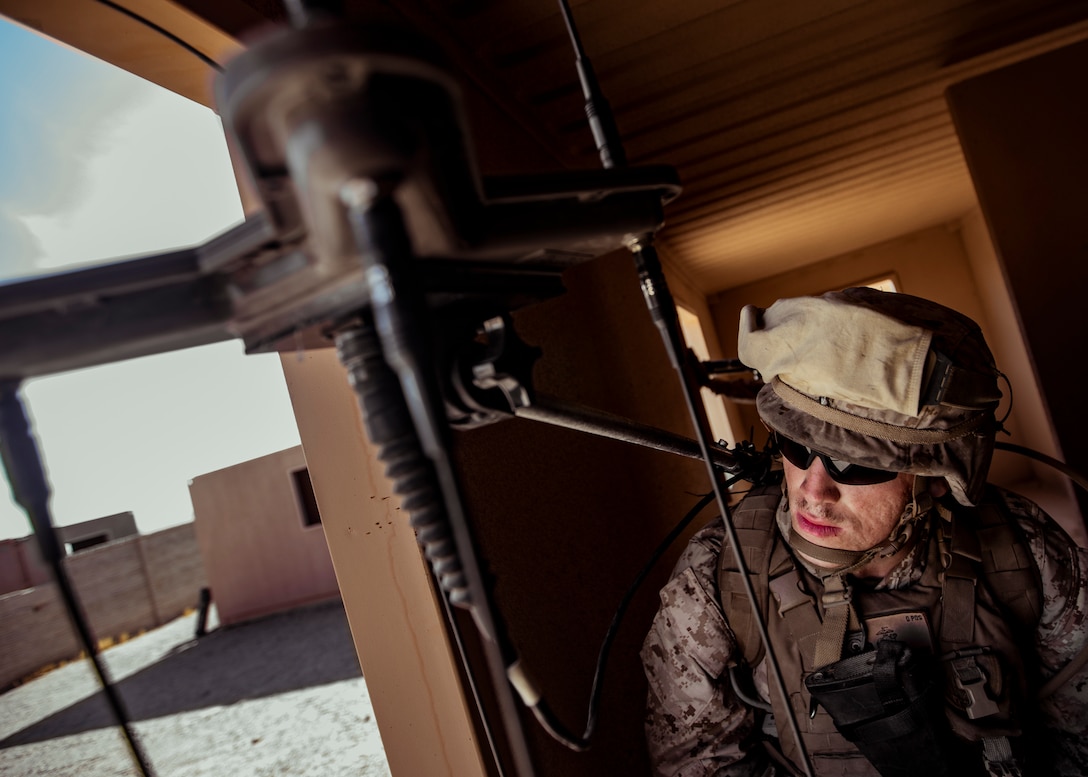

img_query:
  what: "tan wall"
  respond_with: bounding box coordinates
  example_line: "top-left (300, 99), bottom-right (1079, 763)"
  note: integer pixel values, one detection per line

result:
top-left (959, 209), bottom-right (1081, 537)
top-left (0, 523), bottom-right (208, 689)
top-left (708, 221), bottom-right (1081, 537)
top-left (0, 585), bottom-right (81, 689)
top-left (947, 41), bottom-right (1088, 526)
top-left (66, 535), bottom-right (157, 640)
top-left (189, 446), bottom-right (340, 626)
top-left (0, 538), bottom-right (49, 595)
top-left (141, 523), bottom-right (212, 623)
top-left (0, 512), bottom-right (142, 596)
top-left (55, 512), bottom-right (138, 550)
top-left (281, 248), bottom-right (717, 777)
top-left (454, 251), bottom-right (715, 776)
top-left (280, 350), bottom-right (488, 777)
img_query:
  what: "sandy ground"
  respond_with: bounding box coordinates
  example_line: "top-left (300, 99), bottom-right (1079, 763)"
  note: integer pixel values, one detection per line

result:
top-left (0, 600), bottom-right (391, 776)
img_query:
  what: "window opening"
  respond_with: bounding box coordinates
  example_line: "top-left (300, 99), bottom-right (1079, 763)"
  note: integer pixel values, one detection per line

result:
top-left (292, 467), bottom-right (322, 527)
top-left (861, 275), bottom-right (899, 293)
top-left (677, 306), bottom-right (737, 446)
top-left (67, 534), bottom-right (109, 553)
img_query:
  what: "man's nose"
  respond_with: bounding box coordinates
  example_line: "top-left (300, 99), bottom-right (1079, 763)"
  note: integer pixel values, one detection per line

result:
top-left (799, 457), bottom-right (841, 502)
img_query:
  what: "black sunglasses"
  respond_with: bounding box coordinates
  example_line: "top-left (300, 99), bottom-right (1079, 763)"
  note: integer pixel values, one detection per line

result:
top-left (773, 432), bottom-right (898, 486)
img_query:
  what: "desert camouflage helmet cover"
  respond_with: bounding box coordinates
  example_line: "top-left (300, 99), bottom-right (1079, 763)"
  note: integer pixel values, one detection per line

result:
top-left (738, 287), bottom-right (1002, 505)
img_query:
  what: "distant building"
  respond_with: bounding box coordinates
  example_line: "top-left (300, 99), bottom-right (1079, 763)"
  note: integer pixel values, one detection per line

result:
top-left (189, 446), bottom-right (338, 626)
top-left (57, 512), bottom-right (138, 553)
top-left (0, 511), bottom-right (139, 596)
top-left (0, 517), bottom-right (208, 688)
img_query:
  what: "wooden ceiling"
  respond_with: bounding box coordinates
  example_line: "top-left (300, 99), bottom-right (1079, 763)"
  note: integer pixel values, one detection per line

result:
top-left (7, 0), bottom-right (1088, 296)
top-left (381, 0), bottom-right (1088, 294)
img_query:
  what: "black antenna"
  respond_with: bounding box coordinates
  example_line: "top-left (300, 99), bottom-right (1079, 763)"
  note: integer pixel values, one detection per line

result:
top-left (557, 0), bottom-right (626, 169)
top-left (0, 383), bottom-right (154, 777)
top-left (553, 2), bottom-right (816, 775)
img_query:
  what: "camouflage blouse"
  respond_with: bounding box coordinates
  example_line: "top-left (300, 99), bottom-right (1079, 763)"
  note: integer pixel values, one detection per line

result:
top-left (640, 486), bottom-right (1088, 776)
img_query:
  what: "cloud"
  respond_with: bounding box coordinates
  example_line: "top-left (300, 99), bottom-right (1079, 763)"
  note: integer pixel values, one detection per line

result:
top-left (22, 87), bottom-right (244, 271)
top-left (4, 71), bottom-right (143, 216)
top-left (0, 209), bottom-right (43, 278)
top-left (0, 18), bottom-right (146, 247)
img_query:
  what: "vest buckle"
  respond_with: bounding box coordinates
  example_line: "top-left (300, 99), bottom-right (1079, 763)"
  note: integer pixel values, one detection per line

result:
top-left (820, 585), bottom-right (851, 611)
top-left (947, 649), bottom-right (1000, 719)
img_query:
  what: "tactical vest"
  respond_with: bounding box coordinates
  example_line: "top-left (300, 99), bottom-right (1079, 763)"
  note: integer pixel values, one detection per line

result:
top-left (717, 484), bottom-right (1043, 776)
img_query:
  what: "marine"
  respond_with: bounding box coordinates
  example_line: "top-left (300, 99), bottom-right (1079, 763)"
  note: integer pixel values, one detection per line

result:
top-left (641, 288), bottom-right (1088, 776)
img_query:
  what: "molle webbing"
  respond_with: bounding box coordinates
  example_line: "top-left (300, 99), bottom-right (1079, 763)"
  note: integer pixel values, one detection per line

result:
top-left (974, 501), bottom-right (1042, 631)
top-left (717, 489), bottom-right (1042, 670)
top-left (716, 485), bottom-right (783, 669)
top-left (715, 487), bottom-right (1044, 776)
top-left (940, 498), bottom-right (1042, 650)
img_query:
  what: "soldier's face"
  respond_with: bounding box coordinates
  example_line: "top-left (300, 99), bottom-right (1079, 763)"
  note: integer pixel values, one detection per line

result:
top-left (782, 456), bottom-right (914, 554)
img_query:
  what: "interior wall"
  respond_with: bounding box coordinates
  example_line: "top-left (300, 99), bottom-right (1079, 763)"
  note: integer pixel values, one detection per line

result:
top-left (710, 223), bottom-right (983, 353)
top-left (277, 247), bottom-right (714, 777)
top-left (947, 39), bottom-right (1088, 530)
top-left (450, 249), bottom-right (717, 776)
top-left (959, 208), bottom-right (1081, 535)
top-left (706, 222), bottom-right (1080, 536)
top-left (660, 242), bottom-right (745, 445)
top-left (279, 350), bottom-right (488, 777)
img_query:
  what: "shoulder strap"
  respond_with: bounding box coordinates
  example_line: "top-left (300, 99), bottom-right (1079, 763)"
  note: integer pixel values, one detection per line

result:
top-left (718, 487), bottom-right (1043, 666)
top-left (717, 484), bottom-right (784, 668)
top-left (975, 496), bottom-right (1043, 632)
top-left (943, 492), bottom-right (1043, 640)
top-left (940, 493), bottom-right (1043, 734)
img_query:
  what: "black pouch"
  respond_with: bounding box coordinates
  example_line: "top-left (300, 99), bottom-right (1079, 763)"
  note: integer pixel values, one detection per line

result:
top-left (805, 640), bottom-right (983, 777)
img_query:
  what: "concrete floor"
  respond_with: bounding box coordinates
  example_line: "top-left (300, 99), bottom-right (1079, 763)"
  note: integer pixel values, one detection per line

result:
top-left (0, 600), bottom-right (391, 776)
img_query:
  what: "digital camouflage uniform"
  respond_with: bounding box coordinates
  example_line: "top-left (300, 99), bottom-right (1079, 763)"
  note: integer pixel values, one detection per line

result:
top-left (641, 485), bottom-right (1088, 776)
top-left (644, 287), bottom-right (1088, 776)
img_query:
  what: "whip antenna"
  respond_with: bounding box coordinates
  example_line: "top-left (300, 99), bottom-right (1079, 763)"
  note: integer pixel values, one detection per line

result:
top-left (553, 2), bottom-right (815, 774)
top-left (557, 0), bottom-right (626, 169)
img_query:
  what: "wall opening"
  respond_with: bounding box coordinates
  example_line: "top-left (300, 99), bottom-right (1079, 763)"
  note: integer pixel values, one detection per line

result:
top-left (291, 467), bottom-right (322, 527)
top-left (677, 306), bottom-right (737, 446)
top-left (67, 534), bottom-right (108, 553)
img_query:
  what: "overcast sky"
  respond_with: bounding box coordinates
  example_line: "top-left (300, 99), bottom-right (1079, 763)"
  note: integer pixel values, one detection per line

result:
top-left (0, 18), bottom-right (302, 540)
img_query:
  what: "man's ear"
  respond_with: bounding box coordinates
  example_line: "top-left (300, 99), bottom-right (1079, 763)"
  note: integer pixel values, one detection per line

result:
top-left (927, 478), bottom-right (950, 499)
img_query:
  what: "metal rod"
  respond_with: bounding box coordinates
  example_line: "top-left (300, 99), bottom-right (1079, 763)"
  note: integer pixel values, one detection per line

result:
top-left (629, 238), bottom-right (816, 777)
top-left (555, 1), bottom-right (813, 770)
top-left (340, 180), bottom-right (538, 777)
top-left (516, 394), bottom-right (740, 473)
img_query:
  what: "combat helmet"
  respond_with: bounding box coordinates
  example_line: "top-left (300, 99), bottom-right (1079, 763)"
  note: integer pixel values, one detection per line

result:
top-left (738, 287), bottom-right (1002, 506)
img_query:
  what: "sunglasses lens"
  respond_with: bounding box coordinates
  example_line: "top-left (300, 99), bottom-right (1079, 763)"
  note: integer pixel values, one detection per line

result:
top-left (773, 433), bottom-right (897, 486)
top-left (776, 435), bottom-right (813, 469)
top-left (831, 463), bottom-right (898, 486)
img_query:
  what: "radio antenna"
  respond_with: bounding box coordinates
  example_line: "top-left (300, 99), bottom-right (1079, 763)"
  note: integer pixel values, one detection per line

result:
top-left (552, 3), bottom-right (815, 774)
top-left (557, 0), bottom-right (626, 169)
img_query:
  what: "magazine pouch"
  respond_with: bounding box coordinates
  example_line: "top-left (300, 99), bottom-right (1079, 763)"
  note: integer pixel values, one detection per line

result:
top-left (805, 639), bottom-right (983, 777)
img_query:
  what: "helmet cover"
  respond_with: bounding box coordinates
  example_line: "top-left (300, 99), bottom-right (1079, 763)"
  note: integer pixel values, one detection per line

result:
top-left (738, 287), bottom-right (1001, 505)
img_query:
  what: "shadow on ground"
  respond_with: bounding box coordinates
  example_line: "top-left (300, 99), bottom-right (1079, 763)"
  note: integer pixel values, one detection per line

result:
top-left (1, 599), bottom-right (361, 748)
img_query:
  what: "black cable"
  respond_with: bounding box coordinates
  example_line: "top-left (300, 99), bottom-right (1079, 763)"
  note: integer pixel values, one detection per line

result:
top-left (530, 483), bottom-right (730, 750)
top-left (552, 3), bottom-right (814, 772)
top-left (730, 666), bottom-right (773, 713)
top-left (92, 0), bottom-right (224, 73)
top-left (995, 440), bottom-right (1088, 512)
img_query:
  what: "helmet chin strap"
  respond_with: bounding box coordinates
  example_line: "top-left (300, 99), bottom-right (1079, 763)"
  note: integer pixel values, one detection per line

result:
top-left (781, 476), bottom-right (933, 668)
top-left (783, 475), bottom-right (932, 578)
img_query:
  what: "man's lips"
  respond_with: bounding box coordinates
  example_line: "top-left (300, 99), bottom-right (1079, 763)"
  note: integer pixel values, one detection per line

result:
top-left (795, 511), bottom-right (842, 539)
